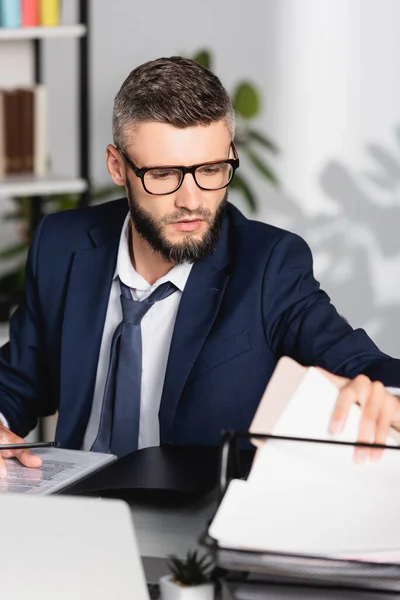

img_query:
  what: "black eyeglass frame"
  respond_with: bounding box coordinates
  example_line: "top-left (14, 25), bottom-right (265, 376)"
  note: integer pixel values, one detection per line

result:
top-left (117, 142), bottom-right (240, 196)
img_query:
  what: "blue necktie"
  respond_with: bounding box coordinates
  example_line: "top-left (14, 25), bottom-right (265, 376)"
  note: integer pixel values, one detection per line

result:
top-left (92, 278), bottom-right (177, 457)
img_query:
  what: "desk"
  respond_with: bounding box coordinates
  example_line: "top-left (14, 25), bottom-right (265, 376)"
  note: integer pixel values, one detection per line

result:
top-left (130, 491), bottom-right (217, 559)
top-left (137, 492), bottom-right (217, 591)
top-left (63, 445), bottom-right (222, 592)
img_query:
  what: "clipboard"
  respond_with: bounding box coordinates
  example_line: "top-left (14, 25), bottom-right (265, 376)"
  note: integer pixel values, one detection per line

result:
top-left (200, 430), bottom-right (400, 595)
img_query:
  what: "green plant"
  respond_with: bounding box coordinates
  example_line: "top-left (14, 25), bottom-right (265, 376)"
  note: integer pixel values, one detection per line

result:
top-left (0, 184), bottom-right (118, 310)
top-left (167, 550), bottom-right (214, 586)
top-left (192, 49), bottom-right (279, 211)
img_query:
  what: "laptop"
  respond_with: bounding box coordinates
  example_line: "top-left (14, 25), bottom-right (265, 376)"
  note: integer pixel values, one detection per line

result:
top-left (0, 492), bottom-right (150, 600)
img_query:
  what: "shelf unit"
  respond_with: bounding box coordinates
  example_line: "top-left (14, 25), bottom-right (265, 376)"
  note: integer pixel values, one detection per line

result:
top-left (0, 2), bottom-right (91, 441)
top-left (0, 174), bottom-right (87, 196)
top-left (0, 0), bottom-right (90, 228)
top-left (0, 23), bottom-right (86, 40)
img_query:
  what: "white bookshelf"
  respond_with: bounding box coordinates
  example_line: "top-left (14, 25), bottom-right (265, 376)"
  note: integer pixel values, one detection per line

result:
top-left (0, 20), bottom-right (89, 200)
top-left (0, 24), bottom-right (86, 41)
top-left (0, 175), bottom-right (88, 197)
top-left (0, 4), bottom-right (90, 442)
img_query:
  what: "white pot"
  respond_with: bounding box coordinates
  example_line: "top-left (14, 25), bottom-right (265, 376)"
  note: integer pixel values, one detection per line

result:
top-left (159, 575), bottom-right (214, 600)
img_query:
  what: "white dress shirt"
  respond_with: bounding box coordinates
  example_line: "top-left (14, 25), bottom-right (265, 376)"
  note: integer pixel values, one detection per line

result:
top-left (81, 213), bottom-right (193, 451)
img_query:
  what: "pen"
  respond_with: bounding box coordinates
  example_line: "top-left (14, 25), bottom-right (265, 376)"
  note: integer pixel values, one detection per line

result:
top-left (0, 441), bottom-right (60, 451)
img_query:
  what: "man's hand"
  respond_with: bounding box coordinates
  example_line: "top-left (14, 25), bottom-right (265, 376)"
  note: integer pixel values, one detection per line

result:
top-left (0, 423), bottom-right (42, 479)
top-left (317, 369), bottom-right (400, 463)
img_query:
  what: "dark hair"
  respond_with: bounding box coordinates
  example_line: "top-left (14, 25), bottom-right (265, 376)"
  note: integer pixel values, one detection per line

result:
top-left (112, 56), bottom-right (235, 148)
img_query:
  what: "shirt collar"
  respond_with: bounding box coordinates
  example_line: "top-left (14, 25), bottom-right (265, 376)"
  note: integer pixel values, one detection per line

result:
top-left (114, 212), bottom-right (193, 293)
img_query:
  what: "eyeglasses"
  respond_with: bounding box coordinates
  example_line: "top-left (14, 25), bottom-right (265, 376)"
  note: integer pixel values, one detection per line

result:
top-left (117, 143), bottom-right (239, 196)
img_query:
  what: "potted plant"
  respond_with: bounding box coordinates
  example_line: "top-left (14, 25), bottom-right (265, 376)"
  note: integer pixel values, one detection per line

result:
top-left (159, 550), bottom-right (215, 600)
top-left (192, 49), bottom-right (279, 212)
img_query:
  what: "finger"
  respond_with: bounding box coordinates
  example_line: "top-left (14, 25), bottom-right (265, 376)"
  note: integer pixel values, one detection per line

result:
top-left (356, 381), bottom-right (385, 463)
top-left (330, 387), bottom-right (357, 434)
top-left (0, 426), bottom-right (43, 469)
top-left (14, 448), bottom-right (43, 469)
top-left (372, 393), bottom-right (396, 462)
top-left (0, 454), bottom-right (7, 479)
top-left (0, 428), bottom-right (27, 471)
top-left (330, 375), bottom-right (372, 435)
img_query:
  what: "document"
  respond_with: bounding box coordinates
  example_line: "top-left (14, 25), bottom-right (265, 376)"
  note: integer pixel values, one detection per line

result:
top-left (209, 357), bottom-right (400, 563)
top-left (0, 447), bottom-right (116, 495)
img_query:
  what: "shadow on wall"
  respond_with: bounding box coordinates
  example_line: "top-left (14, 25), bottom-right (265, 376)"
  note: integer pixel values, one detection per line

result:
top-left (257, 125), bottom-right (400, 357)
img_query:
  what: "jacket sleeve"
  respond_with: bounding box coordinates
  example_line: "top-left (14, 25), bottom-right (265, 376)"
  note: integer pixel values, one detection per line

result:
top-left (0, 215), bottom-right (54, 437)
top-left (262, 231), bottom-right (400, 385)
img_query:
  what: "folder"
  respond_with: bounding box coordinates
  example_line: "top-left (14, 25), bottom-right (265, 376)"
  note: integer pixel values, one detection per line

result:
top-left (62, 445), bottom-right (255, 500)
top-left (202, 431), bottom-right (400, 594)
top-left (201, 357), bottom-right (400, 594)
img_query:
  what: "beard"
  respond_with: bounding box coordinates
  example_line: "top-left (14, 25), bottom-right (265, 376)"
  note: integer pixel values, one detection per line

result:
top-left (126, 178), bottom-right (228, 265)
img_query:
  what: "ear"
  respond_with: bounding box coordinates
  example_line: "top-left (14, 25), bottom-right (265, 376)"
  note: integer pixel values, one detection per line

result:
top-left (106, 144), bottom-right (126, 186)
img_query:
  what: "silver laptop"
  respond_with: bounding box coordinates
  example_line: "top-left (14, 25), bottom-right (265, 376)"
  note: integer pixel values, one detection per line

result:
top-left (0, 493), bottom-right (150, 600)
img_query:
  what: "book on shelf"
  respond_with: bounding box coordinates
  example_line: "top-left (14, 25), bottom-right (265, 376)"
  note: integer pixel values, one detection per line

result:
top-left (39, 0), bottom-right (59, 27)
top-left (21, 0), bottom-right (38, 27)
top-left (0, 85), bottom-right (47, 179)
top-left (0, 0), bottom-right (21, 28)
top-left (0, 0), bottom-right (60, 28)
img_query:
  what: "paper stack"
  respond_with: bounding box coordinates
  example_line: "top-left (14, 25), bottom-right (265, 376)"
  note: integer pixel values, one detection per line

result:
top-left (208, 357), bottom-right (400, 592)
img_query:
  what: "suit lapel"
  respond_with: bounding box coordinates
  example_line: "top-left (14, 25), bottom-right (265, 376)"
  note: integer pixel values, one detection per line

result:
top-left (58, 202), bottom-right (127, 448)
top-left (159, 215), bottom-right (231, 444)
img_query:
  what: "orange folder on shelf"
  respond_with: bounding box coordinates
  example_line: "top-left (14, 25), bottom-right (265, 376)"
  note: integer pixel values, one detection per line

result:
top-left (22, 0), bottom-right (38, 26)
top-left (39, 0), bottom-right (59, 26)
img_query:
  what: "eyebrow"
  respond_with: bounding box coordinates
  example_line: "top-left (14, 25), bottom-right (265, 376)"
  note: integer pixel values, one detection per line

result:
top-left (133, 146), bottom-right (232, 170)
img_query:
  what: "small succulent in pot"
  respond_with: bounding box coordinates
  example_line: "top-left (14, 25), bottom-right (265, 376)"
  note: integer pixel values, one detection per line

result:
top-left (160, 550), bottom-right (215, 600)
top-left (168, 551), bottom-right (214, 586)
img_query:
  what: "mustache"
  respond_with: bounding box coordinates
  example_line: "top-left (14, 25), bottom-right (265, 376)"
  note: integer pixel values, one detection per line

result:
top-left (160, 207), bottom-right (212, 226)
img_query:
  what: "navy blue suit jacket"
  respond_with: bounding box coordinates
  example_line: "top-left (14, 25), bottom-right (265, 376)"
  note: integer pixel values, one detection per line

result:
top-left (0, 199), bottom-right (399, 449)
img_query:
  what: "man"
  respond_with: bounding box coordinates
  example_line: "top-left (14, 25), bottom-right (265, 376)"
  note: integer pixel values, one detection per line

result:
top-left (0, 56), bottom-right (400, 477)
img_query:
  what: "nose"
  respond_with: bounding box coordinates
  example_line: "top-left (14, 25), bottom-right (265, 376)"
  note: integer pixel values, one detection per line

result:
top-left (174, 172), bottom-right (203, 211)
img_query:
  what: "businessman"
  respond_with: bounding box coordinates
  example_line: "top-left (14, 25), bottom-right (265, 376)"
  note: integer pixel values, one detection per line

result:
top-left (1, 56), bottom-right (400, 478)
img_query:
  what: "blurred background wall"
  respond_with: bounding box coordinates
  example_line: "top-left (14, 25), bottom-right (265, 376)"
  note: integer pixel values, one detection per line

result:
top-left (1, 0), bottom-right (400, 355)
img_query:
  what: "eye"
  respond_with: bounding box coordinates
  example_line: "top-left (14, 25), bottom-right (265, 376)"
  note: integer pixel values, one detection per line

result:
top-left (148, 169), bottom-right (177, 180)
top-left (198, 164), bottom-right (223, 176)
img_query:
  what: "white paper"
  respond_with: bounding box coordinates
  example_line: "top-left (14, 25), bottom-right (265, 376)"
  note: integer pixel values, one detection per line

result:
top-left (266, 366), bottom-right (397, 447)
top-left (210, 442), bottom-right (400, 557)
top-left (209, 365), bottom-right (400, 561)
top-left (0, 448), bottom-right (116, 495)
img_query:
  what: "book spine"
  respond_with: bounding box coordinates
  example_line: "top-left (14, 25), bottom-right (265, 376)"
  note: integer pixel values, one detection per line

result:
top-left (33, 84), bottom-right (47, 176)
top-left (39, 0), bottom-right (58, 26)
top-left (14, 89), bottom-right (24, 174)
top-left (21, 0), bottom-right (38, 26)
top-left (0, 92), bottom-right (5, 179)
top-left (3, 92), bottom-right (11, 174)
top-left (24, 88), bottom-right (34, 173)
top-left (17, 88), bottom-right (34, 173)
top-left (3, 91), bottom-right (18, 174)
top-left (0, 0), bottom-right (21, 28)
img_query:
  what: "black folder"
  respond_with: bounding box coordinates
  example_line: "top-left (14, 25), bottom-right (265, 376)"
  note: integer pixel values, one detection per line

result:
top-left (61, 444), bottom-right (255, 502)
